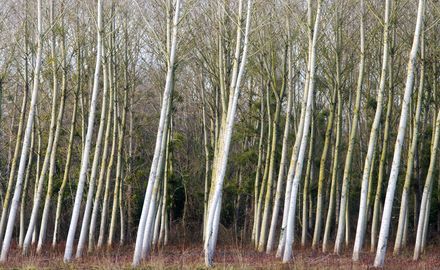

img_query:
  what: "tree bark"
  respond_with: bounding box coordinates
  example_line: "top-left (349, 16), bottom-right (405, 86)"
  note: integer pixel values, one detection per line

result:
top-left (374, 0), bottom-right (425, 266)
top-left (0, 0), bottom-right (43, 261)
top-left (63, 0), bottom-right (103, 261)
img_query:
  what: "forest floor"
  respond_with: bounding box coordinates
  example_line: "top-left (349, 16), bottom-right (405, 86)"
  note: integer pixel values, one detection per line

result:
top-left (2, 242), bottom-right (440, 269)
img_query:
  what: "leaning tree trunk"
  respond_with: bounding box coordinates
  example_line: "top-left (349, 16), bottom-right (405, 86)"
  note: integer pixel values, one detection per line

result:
top-left (0, 74), bottom-right (28, 247)
top-left (37, 9), bottom-right (68, 250)
top-left (258, 55), bottom-right (286, 251)
top-left (201, 77), bottom-right (211, 241)
top-left (204, 0), bottom-right (252, 266)
top-left (19, 125), bottom-right (35, 247)
top-left (63, 0), bottom-right (103, 262)
top-left (266, 41), bottom-right (293, 253)
top-left (394, 31), bottom-right (424, 255)
top-left (76, 43), bottom-right (109, 258)
top-left (312, 87), bottom-right (336, 249)
top-left (282, 0), bottom-right (322, 262)
top-left (108, 65), bottom-right (128, 246)
top-left (0, 0), bottom-right (43, 262)
top-left (23, 0), bottom-right (61, 253)
top-left (301, 117), bottom-right (314, 247)
top-left (32, 115), bottom-right (42, 245)
top-left (159, 131), bottom-right (171, 246)
top-left (371, 60), bottom-right (394, 252)
top-left (277, 4), bottom-right (312, 254)
top-left (254, 93), bottom-right (272, 248)
top-left (414, 57), bottom-right (437, 261)
top-left (53, 96), bottom-right (78, 247)
top-left (323, 31), bottom-right (344, 251)
top-left (374, 0), bottom-right (425, 266)
top-left (414, 109), bottom-right (440, 260)
top-left (132, 0), bottom-right (181, 266)
top-left (252, 87), bottom-right (265, 245)
top-left (89, 52), bottom-right (114, 251)
top-left (350, 0), bottom-right (389, 259)
top-left (97, 71), bottom-right (118, 248)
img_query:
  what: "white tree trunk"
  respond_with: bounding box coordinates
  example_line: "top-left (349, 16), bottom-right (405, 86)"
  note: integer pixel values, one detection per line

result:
top-left (266, 45), bottom-right (293, 253)
top-left (23, 0), bottom-right (60, 253)
top-left (351, 0), bottom-right (389, 259)
top-left (53, 45), bottom-right (81, 247)
top-left (97, 72), bottom-right (117, 248)
top-left (108, 80), bottom-right (128, 246)
top-left (371, 65), bottom-right (394, 252)
top-left (323, 60), bottom-right (344, 253)
top-left (204, 0), bottom-right (252, 266)
top-left (394, 32), bottom-right (424, 255)
top-left (1, 83), bottom-right (28, 248)
top-left (63, 0), bottom-right (103, 261)
top-left (37, 10), bottom-right (68, 250)
top-left (374, 0), bottom-right (425, 266)
top-left (277, 0), bottom-right (312, 255)
top-left (414, 113), bottom-right (439, 260)
top-left (19, 124), bottom-right (35, 247)
top-left (76, 44), bottom-right (108, 258)
top-left (0, 0), bottom-right (43, 262)
top-left (132, 0), bottom-right (181, 265)
top-left (282, 0), bottom-right (321, 262)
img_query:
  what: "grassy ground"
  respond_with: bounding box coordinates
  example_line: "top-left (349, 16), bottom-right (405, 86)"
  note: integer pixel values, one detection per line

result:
top-left (2, 242), bottom-right (440, 269)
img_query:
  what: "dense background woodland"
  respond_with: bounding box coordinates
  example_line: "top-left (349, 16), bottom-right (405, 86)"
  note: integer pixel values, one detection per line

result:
top-left (0, 0), bottom-right (440, 268)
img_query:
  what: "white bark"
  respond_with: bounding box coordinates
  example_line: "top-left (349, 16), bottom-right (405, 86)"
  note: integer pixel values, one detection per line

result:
top-left (76, 43), bottom-right (108, 258)
top-left (0, 79), bottom-right (28, 247)
top-left (374, 0), bottom-right (425, 266)
top-left (108, 77), bottom-right (128, 246)
top-left (267, 45), bottom-right (293, 253)
top-left (282, 0), bottom-right (321, 262)
top-left (276, 0), bottom-right (312, 255)
top-left (19, 123), bottom-right (35, 247)
top-left (204, 0), bottom-right (252, 266)
top-left (97, 68), bottom-right (117, 248)
top-left (394, 32), bottom-right (424, 255)
top-left (63, 0), bottom-right (103, 261)
top-left (53, 44), bottom-right (81, 247)
top-left (37, 9), bottom-right (68, 250)
top-left (252, 89), bottom-right (265, 245)
top-left (159, 132), bottom-right (171, 246)
top-left (23, 0), bottom-right (60, 253)
top-left (414, 114), bottom-right (439, 260)
top-left (141, 171), bottom-right (162, 258)
top-left (0, 0), bottom-right (43, 261)
top-left (351, 0), bottom-right (387, 259)
top-left (132, 0), bottom-right (181, 265)
top-left (88, 60), bottom-right (113, 251)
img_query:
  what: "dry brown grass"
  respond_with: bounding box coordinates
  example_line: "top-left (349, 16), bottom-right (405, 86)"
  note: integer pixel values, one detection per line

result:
top-left (1, 242), bottom-right (440, 269)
